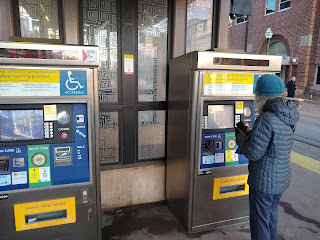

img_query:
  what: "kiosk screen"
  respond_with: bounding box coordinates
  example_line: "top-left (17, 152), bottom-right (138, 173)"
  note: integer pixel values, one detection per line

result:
top-left (208, 105), bottom-right (234, 129)
top-left (0, 110), bottom-right (44, 141)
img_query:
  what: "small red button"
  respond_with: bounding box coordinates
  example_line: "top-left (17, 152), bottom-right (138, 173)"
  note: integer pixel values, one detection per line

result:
top-left (245, 123), bottom-right (250, 127)
top-left (61, 132), bottom-right (68, 139)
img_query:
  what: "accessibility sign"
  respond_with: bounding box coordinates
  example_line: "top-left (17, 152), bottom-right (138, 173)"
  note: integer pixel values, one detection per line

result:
top-left (60, 70), bottom-right (87, 96)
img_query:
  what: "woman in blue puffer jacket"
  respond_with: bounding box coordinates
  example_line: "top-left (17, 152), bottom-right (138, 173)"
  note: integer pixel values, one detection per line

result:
top-left (236, 74), bottom-right (299, 240)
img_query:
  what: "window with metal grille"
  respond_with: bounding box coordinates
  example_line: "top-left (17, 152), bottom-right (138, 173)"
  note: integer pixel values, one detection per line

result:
top-left (14, 0), bottom-right (63, 40)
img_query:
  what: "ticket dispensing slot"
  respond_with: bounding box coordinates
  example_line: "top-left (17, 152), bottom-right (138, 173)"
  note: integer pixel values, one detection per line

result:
top-left (213, 175), bottom-right (249, 200)
top-left (14, 197), bottom-right (76, 231)
top-left (25, 210), bottom-right (67, 224)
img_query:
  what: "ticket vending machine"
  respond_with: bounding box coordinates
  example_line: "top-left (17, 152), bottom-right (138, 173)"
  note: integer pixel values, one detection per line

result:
top-left (0, 42), bottom-right (101, 240)
top-left (167, 51), bottom-right (282, 233)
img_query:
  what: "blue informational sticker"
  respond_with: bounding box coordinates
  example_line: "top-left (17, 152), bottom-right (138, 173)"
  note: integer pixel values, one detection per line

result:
top-left (203, 155), bottom-right (215, 164)
top-left (60, 70), bottom-right (87, 96)
top-left (0, 175), bottom-right (11, 186)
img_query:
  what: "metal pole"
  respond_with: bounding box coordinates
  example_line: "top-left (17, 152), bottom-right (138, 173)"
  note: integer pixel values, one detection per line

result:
top-left (267, 38), bottom-right (270, 55)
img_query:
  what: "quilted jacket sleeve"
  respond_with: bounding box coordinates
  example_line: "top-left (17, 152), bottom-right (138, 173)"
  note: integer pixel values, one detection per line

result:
top-left (236, 114), bottom-right (273, 161)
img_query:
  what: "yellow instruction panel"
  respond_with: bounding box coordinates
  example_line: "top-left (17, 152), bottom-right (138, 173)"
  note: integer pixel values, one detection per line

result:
top-left (14, 197), bottom-right (76, 231)
top-left (204, 73), bottom-right (259, 95)
top-left (213, 175), bottom-right (249, 200)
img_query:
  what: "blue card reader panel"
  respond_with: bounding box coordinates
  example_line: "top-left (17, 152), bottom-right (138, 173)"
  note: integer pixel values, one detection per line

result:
top-left (201, 133), bottom-right (225, 169)
top-left (0, 103), bottom-right (90, 192)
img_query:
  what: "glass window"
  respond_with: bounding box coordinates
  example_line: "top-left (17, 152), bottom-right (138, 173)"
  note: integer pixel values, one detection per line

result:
top-left (138, 0), bottom-right (168, 102)
top-left (269, 42), bottom-right (288, 57)
top-left (18, 0), bottom-right (60, 39)
top-left (138, 110), bottom-right (165, 160)
top-left (236, 16), bottom-right (248, 24)
top-left (82, 0), bottom-right (119, 103)
top-left (99, 112), bottom-right (119, 165)
top-left (186, 0), bottom-right (214, 53)
top-left (280, 0), bottom-right (291, 10)
top-left (265, 0), bottom-right (276, 14)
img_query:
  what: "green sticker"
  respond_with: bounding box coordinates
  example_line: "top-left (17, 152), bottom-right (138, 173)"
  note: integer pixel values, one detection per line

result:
top-left (225, 132), bottom-right (238, 166)
top-left (28, 145), bottom-right (51, 188)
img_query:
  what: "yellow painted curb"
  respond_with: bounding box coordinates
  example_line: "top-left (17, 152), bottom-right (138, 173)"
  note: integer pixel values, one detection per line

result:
top-left (291, 152), bottom-right (320, 175)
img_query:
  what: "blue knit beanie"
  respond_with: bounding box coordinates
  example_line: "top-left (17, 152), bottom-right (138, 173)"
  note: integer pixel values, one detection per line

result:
top-left (255, 74), bottom-right (284, 97)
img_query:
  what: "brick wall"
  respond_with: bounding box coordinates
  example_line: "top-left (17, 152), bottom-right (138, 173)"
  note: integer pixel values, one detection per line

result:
top-left (228, 0), bottom-right (320, 90)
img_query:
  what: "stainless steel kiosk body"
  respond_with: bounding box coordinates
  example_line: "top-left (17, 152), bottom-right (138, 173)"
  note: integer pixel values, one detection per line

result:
top-left (167, 51), bottom-right (282, 233)
top-left (0, 42), bottom-right (101, 240)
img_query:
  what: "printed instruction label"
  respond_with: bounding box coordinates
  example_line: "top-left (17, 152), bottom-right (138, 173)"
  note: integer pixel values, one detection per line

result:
top-left (124, 54), bottom-right (134, 75)
top-left (203, 155), bottom-right (215, 164)
top-left (204, 73), bottom-right (254, 95)
top-left (0, 69), bottom-right (60, 96)
top-left (82, 49), bottom-right (97, 63)
top-left (0, 175), bottom-right (11, 186)
top-left (215, 153), bottom-right (224, 163)
top-left (12, 171), bottom-right (28, 185)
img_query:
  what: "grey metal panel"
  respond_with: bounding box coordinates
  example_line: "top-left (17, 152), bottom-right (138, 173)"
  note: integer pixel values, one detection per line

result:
top-left (192, 165), bottom-right (249, 228)
top-left (0, 42), bottom-right (99, 66)
top-left (63, 0), bottom-right (80, 45)
top-left (167, 53), bottom-right (193, 229)
top-left (197, 51), bottom-right (282, 72)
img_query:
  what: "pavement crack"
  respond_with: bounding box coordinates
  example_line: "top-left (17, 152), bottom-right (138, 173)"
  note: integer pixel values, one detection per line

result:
top-left (279, 202), bottom-right (320, 229)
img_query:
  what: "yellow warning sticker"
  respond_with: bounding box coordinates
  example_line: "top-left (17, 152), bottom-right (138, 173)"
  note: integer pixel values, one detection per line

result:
top-left (44, 105), bottom-right (57, 121)
top-left (0, 68), bottom-right (60, 96)
top-left (29, 168), bottom-right (40, 183)
top-left (205, 73), bottom-right (254, 85)
top-left (0, 69), bottom-right (59, 83)
top-left (235, 101), bottom-right (244, 114)
top-left (225, 150), bottom-right (233, 162)
top-left (204, 73), bottom-right (254, 95)
top-left (124, 55), bottom-right (134, 75)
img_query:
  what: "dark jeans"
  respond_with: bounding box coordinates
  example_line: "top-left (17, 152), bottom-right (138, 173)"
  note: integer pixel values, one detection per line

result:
top-left (287, 90), bottom-right (295, 98)
top-left (249, 189), bottom-right (282, 240)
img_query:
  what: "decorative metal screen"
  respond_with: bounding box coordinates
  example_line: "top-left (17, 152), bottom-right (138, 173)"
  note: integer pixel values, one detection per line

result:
top-left (82, 0), bottom-right (118, 102)
top-left (186, 0), bottom-right (213, 53)
top-left (138, 110), bottom-right (165, 160)
top-left (18, 0), bottom-right (60, 39)
top-left (138, 0), bottom-right (168, 102)
top-left (99, 112), bottom-right (119, 164)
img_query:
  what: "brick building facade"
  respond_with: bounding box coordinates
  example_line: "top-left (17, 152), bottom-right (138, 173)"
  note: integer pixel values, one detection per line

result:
top-left (228, 0), bottom-right (320, 94)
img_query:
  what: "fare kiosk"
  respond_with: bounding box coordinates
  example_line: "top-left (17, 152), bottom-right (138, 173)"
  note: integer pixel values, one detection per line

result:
top-left (0, 42), bottom-right (101, 240)
top-left (166, 51), bottom-right (282, 233)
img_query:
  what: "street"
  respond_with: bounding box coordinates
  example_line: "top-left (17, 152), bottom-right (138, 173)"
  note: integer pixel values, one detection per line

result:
top-left (293, 100), bottom-right (320, 160)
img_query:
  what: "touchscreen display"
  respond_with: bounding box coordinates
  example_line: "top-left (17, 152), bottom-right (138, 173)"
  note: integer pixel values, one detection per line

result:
top-left (208, 105), bottom-right (234, 129)
top-left (0, 110), bottom-right (44, 141)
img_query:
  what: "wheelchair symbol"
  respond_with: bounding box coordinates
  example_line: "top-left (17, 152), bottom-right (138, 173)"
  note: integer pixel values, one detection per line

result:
top-left (66, 71), bottom-right (84, 91)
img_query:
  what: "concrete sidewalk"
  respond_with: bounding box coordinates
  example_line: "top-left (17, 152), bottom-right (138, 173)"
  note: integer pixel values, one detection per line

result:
top-left (102, 161), bottom-right (320, 240)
